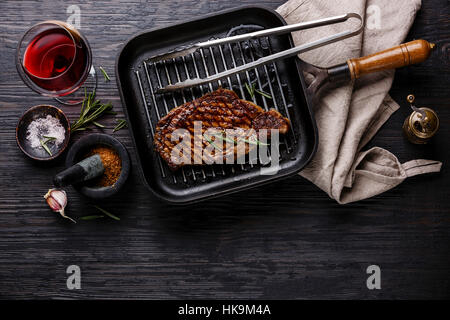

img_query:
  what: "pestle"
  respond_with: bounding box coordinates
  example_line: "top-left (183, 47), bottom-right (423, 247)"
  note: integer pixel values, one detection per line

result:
top-left (53, 154), bottom-right (104, 188)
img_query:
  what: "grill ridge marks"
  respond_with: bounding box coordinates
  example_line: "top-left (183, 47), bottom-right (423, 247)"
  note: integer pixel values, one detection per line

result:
top-left (154, 88), bottom-right (290, 170)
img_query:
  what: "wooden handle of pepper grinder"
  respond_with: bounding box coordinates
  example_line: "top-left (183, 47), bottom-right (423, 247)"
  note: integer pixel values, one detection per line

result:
top-left (347, 39), bottom-right (435, 80)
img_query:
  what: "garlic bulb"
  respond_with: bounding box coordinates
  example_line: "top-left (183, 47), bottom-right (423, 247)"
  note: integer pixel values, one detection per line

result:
top-left (44, 188), bottom-right (76, 223)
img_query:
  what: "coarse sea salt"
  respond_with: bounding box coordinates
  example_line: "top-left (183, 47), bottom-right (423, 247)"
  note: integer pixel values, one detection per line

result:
top-left (26, 115), bottom-right (66, 149)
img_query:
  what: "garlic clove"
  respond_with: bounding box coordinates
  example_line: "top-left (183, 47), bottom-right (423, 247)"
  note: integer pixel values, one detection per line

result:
top-left (44, 189), bottom-right (65, 211)
top-left (44, 188), bottom-right (76, 223)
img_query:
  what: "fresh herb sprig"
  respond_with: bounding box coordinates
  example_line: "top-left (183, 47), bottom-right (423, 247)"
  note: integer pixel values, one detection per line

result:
top-left (80, 206), bottom-right (120, 221)
top-left (93, 205), bottom-right (120, 221)
top-left (212, 132), bottom-right (269, 147)
top-left (204, 135), bottom-right (223, 151)
top-left (245, 82), bottom-right (272, 100)
top-left (240, 137), bottom-right (269, 146)
top-left (245, 82), bottom-right (256, 98)
top-left (99, 66), bottom-right (110, 82)
top-left (255, 89), bottom-right (272, 99)
top-left (92, 121), bottom-right (105, 128)
top-left (40, 139), bottom-right (52, 156)
top-left (80, 215), bottom-right (104, 220)
top-left (113, 119), bottom-right (127, 132)
top-left (71, 90), bottom-right (113, 132)
top-left (40, 136), bottom-right (56, 156)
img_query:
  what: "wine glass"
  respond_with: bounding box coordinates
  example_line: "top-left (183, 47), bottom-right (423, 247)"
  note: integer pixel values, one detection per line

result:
top-left (16, 20), bottom-right (97, 105)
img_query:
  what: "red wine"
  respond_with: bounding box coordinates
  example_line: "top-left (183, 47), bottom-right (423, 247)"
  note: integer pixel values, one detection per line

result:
top-left (23, 27), bottom-right (89, 94)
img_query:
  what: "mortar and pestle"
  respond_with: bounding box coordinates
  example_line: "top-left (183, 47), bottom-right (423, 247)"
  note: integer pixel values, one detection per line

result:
top-left (54, 133), bottom-right (130, 199)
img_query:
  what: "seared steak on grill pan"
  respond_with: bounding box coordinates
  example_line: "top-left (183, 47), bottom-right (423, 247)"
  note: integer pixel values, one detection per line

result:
top-left (153, 88), bottom-right (290, 170)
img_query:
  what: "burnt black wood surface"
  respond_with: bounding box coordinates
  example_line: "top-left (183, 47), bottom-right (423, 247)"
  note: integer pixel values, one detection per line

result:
top-left (0, 0), bottom-right (449, 299)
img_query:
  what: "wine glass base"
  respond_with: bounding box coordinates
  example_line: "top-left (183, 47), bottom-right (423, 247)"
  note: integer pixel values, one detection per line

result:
top-left (54, 66), bottom-right (97, 105)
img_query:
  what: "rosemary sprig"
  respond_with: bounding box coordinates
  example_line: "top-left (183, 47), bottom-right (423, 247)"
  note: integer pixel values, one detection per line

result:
top-left (213, 132), bottom-right (269, 147)
top-left (255, 89), bottom-right (272, 99)
top-left (204, 135), bottom-right (222, 151)
top-left (214, 134), bottom-right (235, 145)
top-left (40, 138), bottom-right (52, 156)
top-left (240, 137), bottom-right (269, 146)
top-left (245, 82), bottom-right (256, 98)
top-left (92, 121), bottom-right (105, 128)
top-left (99, 66), bottom-right (110, 82)
top-left (245, 82), bottom-right (273, 99)
top-left (93, 205), bottom-right (120, 221)
top-left (113, 119), bottom-right (127, 132)
top-left (80, 215), bottom-right (104, 220)
top-left (40, 136), bottom-right (56, 156)
top-left (71, 90), bottom-right (113, 132)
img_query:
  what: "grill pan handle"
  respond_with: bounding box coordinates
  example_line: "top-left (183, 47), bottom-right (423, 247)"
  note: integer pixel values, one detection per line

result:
top-left (327, 39), bottom-right (435, 82)
top-left (305, 39), bottom-right (435, 96)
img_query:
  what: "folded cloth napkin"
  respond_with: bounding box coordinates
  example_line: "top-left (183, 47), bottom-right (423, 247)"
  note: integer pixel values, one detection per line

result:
top-left (276, 0), bottom-right (441, 204)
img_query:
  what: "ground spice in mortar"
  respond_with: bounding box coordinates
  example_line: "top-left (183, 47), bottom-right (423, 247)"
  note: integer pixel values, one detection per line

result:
top-left (86, 146), bottom-right (122, 187)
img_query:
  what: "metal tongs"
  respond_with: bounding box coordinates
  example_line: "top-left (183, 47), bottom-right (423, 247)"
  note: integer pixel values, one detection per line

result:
top-left (154, 13), bottom-right (363, 93)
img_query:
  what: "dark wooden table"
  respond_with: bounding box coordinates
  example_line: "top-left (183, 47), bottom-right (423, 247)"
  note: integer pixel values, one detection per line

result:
top-left (0, 0), bottom-right (449, 299)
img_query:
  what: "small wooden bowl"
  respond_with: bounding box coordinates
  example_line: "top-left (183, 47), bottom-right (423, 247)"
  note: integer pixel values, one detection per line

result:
top-left (16, 105), bottom-right (71, 161)
top-left (65, 133), bottom-right (131, 199)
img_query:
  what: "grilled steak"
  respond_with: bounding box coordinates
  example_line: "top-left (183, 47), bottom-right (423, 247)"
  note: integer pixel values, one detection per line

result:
top-left (153, 88), bottom-right (290, 170)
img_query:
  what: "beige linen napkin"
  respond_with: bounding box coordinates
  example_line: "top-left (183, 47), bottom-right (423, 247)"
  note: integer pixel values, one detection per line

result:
top-left (276, 0), bottom-right (442, 204)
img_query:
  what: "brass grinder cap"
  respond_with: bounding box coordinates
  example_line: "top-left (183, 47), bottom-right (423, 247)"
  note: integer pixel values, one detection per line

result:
top-left (409, 107), bottom-right (439, 139)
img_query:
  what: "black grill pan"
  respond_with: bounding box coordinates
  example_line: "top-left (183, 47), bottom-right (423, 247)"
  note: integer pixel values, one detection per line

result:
top-left (116, 6), bottom-right (318, 203)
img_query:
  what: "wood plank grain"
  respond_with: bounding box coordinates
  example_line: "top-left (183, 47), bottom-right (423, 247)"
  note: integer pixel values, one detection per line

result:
top-left (0, 0), bottom-right (449, 299)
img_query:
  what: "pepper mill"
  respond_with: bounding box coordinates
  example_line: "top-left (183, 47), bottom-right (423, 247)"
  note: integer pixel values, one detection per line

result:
top-left (402, 94), bottom-right (439, 144)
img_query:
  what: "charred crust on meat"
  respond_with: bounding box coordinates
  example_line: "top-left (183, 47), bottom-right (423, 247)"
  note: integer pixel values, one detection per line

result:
top-left (154, 88), bottom-right (290, 170)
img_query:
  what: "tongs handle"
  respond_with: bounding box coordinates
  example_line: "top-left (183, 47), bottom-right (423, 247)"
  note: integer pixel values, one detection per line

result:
top-left (149, 12), bottom-right (362, 64)
top-left (198, 13), bottom-right (358, 48)
top-left (347, 39), bottom-right (435, 79)
top-left (157, 13), bottom-right (363, 92)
